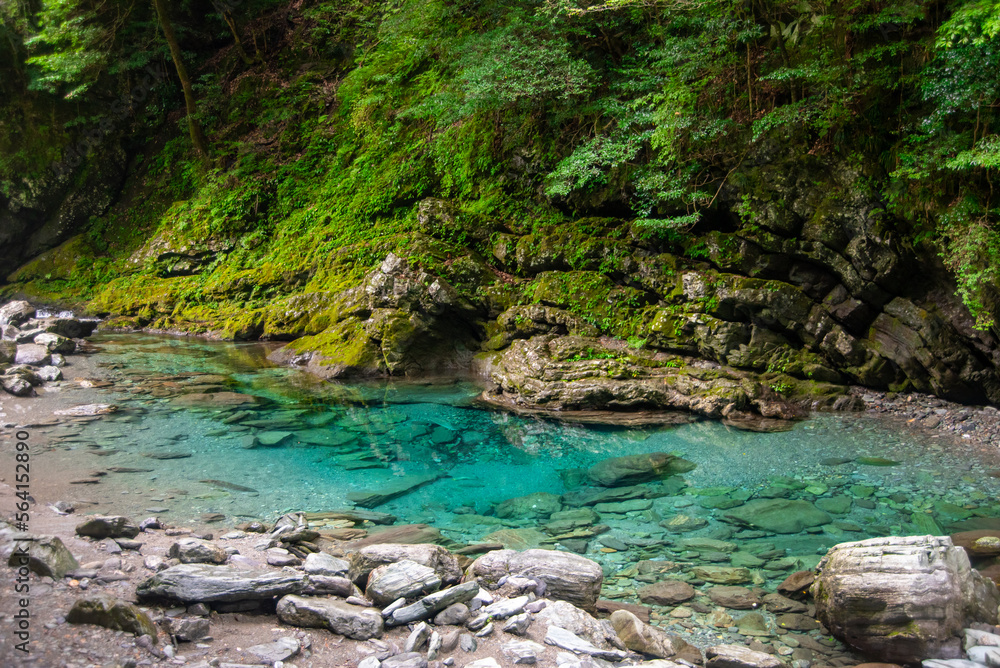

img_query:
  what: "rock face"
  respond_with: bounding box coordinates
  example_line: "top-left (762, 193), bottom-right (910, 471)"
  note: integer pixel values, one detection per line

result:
top-left (587, 452), bottom-right (696, 487)
top-left (137, 564), bottom-right (307, 603)
top-left (813, 535), bottom-right (1000, 663)
top-left (469, 549), bottom-right (604, 609)
top-left (66, 595), bottom-right (158, 639)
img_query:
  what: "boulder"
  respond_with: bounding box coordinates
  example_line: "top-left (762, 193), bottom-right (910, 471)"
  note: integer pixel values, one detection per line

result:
top-left (33, 332), bottom-right (75, 354)
top-left (66, 595), bottom-right (158, 639)
top-left (544, 625), bottom-right (628, 661)
top-left (0, 340), bottom-right (15, 363)
top-left (0, 301), bottom-right (36, 327)
top-left (723, 499), bottom-right (832, 534)
top-left (247, 637), bottom-right (300, 664)
top-left (611, 609), bottom-right (690, 658)
top-left (638, 580), bottom-right (696, 606)
top-left (7, 535), bottom-right (79, 578)
top-left (535, 599), bottom-right (623, 649)
top-left (469, 549), bottom-right (604, 609)
top-left (14, 344), bottom-right (50, 366)
top-left (168, 538), bottom-right (228, 565)
top-left (76, 516), bottom-right (140, 539)
top-left (495, 492), bottom-right (563, 519)
top-left (813, 536), bottom-right (1000, 663)
top-left (163, 617), bottom-right (211, 641)
top-left (588, 452), bottom-right (697, 487)
top-left (366, 560), bottom-right (442, 606)
top-left (35, 365), bottom-right (62, 382)
top-left (707, 586), bottom-right (762, 610)
top-left (137, 563), bottom-right (307, 603)
top-left (303, 552), bottom-right (350, 577)
top-left (348, 543), bottom-right (462, 586)
top-left (706, 644), bottom-right (783, 668)
top-left (276, 594), bottom-right (384, 640)
top-left (1, 375), bottom-right (33, 396)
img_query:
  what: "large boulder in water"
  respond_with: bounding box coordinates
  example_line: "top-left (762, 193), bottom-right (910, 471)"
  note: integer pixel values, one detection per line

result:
top-left (587, 452), bottom-right (696, 487)
top-left (722, 499), bottom-right (831, 534)
top-left (469, 548), bottom-right (604, 609)
top-left (813, 535), bottom-right (1000, 663)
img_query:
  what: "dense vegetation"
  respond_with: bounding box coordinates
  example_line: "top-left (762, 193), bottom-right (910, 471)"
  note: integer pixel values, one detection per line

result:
top-left (1, 0), bottom-right (998, 333)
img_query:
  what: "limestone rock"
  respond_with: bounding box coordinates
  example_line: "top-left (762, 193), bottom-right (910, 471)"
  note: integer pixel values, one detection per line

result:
top-left (813, 535), bottom-right (1000, 663)
top-left (276, 594), bottom-right (384, 640)
top-left (66, 595), bottom-right (157, 639)
top-left (137, 563), bottom-right (307, 603)
top-left (588, 452), bottom-right (697, 487)
top-left (611, 609), bottom-right (689, 658)
top-left (469, 549), bottom-right (604, 608)
top-left (366, 559), bottom-right (442, 606)
top-left (7, 535), bottom-right (79, 578)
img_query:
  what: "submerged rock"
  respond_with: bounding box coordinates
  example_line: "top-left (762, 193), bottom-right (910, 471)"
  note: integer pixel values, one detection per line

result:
top-left (347, 473), bottom-right (442, 508)
top-left (587, 452), bottom-right (697, 487)
top-left (813, 535), bottom-right (1000, 663)
top-left (723, 499), bottom-right (832, 534)
top-left (495, 491), bottom-right (563, 519)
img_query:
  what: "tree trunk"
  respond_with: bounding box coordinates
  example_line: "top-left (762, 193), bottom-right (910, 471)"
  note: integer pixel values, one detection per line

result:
top-left (152, 0), bottom-right (210, 157)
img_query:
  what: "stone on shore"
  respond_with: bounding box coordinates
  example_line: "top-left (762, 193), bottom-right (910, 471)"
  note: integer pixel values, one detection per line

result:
top-left (587, 452), bottom-right (696, 487)
top-left (137, 563), bottom-right (307, 603)
top-left (1, 375), bottom-right (33, 396)
top-left (348, 543), bottom-right (462, 586)
top-left (366, 560), bottom-right (442, 606)
top-left (303, 552), bottom-right (350, 577)
top-left (76, 516), bottom-right (140, 539)
top-left (15, 343), bottom-right (50, 366)
top-left (611, 609), bottom-right (690, 658)
top-left (66, 595), bottom-right (158, 639)
top-left (389, 581), bottom-right (480, 625)
top-left (813, 535), bottom-right (1000, 663)
top-left (34, 332), bottom-right (75, 354)
top-left (7, 535), bottom-right (79, 578)
top-left (276, 594), bottom-right (384, 640)
top-left (470, 548), bottom-right (604, 609)
top-left (0, 301), bottom-right (36, 327)
top-left (544, 625), bottom-right (628, 661)
top-left (168, 538), bottom-right (228, 564)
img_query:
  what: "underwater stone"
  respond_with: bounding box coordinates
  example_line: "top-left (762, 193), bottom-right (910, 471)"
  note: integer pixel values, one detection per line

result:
top-left (587, 452), bottom-right (697, 487)
top-left (723, 499), bottom-right (832, 534)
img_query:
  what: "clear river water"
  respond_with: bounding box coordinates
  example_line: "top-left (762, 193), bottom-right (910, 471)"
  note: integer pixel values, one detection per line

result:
top-left (18, 333), bottom-right (1000, 598)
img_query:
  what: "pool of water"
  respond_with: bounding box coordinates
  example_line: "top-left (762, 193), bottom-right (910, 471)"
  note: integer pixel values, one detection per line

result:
top-left (24, 333), bottom-right (1000, 587)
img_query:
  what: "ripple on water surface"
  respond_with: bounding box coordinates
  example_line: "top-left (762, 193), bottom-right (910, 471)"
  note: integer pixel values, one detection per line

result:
top-left (38, 333), bottom-right (1000, 583)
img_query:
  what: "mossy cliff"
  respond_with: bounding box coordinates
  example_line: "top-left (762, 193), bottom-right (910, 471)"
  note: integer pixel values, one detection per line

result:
top-left (1, 0), bottom-right (998, 416)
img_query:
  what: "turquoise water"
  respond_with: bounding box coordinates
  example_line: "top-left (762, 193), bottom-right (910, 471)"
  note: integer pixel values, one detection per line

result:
top-left (37, 333), bottom-right (1000, 583)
